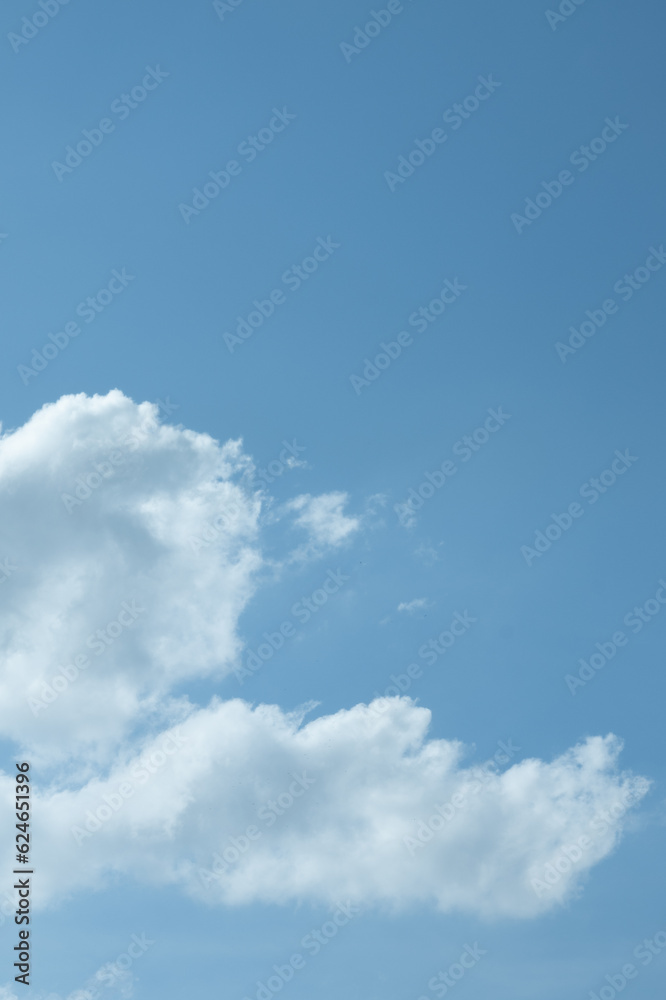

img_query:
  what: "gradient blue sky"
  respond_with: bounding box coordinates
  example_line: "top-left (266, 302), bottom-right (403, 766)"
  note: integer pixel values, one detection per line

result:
top-left (1, 1), bottom-right (665, 998)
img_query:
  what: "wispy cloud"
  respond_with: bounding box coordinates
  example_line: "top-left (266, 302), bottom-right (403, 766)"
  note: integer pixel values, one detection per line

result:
top-left (284, 491), bottom-right (360, 559)
top-left (397, 598), bottom-right (431, 615)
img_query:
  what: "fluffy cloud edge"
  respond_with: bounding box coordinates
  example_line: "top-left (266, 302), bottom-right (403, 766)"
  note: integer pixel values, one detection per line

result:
top-left (0, 391), bottom-right (361, 763)
top-left (0, 697), bottom-right (650, 922)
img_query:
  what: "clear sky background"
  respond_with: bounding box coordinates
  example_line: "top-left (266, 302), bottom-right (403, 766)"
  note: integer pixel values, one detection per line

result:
top-left (1, 1), bottom-right (665, 998)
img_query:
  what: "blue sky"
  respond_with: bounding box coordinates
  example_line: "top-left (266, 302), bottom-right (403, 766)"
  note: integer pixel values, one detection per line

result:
top-left (1, 1), bottom-right (665, 998)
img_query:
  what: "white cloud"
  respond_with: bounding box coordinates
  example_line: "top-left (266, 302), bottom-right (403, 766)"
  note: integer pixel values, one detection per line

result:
top-left (0, 701), bottom-right (648, 919)
top-left (397, 598), bottom-right (430, 614)
top-left (0, 392), bottom-right (355, 764)
top-left (0, 391), bottom-right (263, 762)
top-left (284, 491), bottom-right (360, 558)
top-left (0, 392), bottom-right (652, 923)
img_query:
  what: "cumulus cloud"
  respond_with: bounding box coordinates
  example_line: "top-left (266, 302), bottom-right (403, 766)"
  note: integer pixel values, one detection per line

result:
top-left (0, 701), bottom-right (649, 920)
top-left (0, 391), bottom-right (652, 923)
top-left (0, 392), bottom-right (261, 761)
top-left (0, 392), bottom-right (352, 763)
